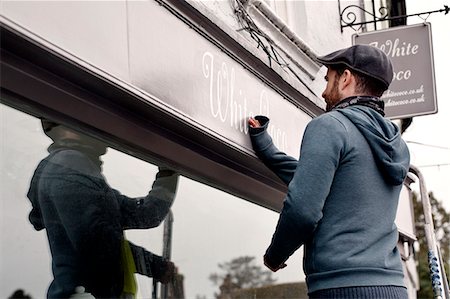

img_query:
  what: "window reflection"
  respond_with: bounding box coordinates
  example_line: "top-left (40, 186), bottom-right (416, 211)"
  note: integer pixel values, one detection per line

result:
top-left (28, 119), bottom-right (179, 298)
top-left (1, 104), bottom-right (305, 299)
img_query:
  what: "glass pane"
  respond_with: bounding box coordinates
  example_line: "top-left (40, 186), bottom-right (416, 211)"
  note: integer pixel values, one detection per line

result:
top-left (1, 103), bottom-right (304, 299)
top-left (0, 104), bottom-right (177, 299)
top-left (168, 178), bottom-right (304, 298)
top-left (1, 104), bottom-right (54, 298)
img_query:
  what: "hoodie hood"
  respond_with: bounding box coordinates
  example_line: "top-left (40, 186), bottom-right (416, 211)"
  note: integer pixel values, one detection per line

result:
top-left (337, 106), bottom-right (410, 185)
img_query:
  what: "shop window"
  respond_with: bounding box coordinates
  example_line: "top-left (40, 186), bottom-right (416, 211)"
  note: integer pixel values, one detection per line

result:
top-left (0, 103), bottom-right (304, 299)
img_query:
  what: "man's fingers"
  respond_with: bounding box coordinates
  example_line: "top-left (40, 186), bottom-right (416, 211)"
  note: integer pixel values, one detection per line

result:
top-left (248, 117), bottom-right (261, 128)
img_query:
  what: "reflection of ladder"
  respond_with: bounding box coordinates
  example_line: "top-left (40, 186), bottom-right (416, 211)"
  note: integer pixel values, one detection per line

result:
top-left (152, 211), bottom-right (174, 299)
top-left (161, 211), bottom-right (174, 299)
top-left (152, 211), bottom-right (184, 299)
top-left (409, 165), bottom-right (450, 299)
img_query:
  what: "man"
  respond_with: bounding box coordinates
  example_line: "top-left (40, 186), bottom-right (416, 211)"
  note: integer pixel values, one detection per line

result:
top-left (248, 45), bottom-right (410, 298)
top-left (27, 120), bottom-right (179, 298)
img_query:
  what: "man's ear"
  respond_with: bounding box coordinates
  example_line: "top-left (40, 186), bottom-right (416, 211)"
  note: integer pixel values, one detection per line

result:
top-left (340, 69), bottom-right (354, 90)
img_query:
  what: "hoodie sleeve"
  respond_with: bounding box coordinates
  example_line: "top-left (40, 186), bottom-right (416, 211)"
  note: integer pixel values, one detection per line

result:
top-left (119, 168), bottom-right (179, 229)
top-left (264, 114), bottom-right (347, 269)
top-left (249, 116), bottom-right (298, 185)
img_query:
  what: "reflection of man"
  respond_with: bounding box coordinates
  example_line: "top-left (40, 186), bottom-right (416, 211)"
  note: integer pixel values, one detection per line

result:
top-left (249, 45), bottom-right (410, 298)
top-left (27, 120), bottom-right (179, 298)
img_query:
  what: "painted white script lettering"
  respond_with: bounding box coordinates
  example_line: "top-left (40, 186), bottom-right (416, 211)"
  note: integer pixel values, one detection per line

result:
top-left (202, 51), bottom-right (288, 151)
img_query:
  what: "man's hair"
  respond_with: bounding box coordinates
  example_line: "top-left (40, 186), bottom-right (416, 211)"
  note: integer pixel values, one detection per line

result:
top-left (330, 64), bottom-right (387, 97)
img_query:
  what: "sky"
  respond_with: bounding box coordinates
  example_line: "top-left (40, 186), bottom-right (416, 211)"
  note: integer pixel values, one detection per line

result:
top-left (401, 1), bottom-right (450, 211)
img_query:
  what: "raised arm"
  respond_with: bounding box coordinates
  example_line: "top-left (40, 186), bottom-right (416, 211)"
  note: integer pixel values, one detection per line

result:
top-left (264, 114), bottom-right (347, 270)
top-left (248, 116), bottom-right (298, 185)
top-left (119, 167), bottom-right (179, 229)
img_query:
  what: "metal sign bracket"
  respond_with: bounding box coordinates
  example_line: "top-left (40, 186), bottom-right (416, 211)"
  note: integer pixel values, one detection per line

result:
top-left (338, 1), bottom-right (449, 33)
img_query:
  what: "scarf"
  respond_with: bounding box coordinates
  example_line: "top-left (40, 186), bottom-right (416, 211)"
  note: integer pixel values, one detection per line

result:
top-left (48, 139), bottom-right (105, 169)
top-left (331, 96), bottom-right (385, 116)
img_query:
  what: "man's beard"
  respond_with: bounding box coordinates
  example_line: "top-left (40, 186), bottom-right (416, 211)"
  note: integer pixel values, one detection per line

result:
top-left (325, 80), bottom-right (342, 112)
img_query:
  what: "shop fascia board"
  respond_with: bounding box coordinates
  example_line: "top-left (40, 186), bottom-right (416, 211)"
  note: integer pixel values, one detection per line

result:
top-left (0, 19), bottom-right (288, 212)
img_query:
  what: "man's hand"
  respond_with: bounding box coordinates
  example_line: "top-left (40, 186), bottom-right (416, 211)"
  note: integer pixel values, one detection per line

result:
top-left (157, 166), bottom-right (177, 178)
top-left (264, 255), bottom-right (287, 272)
top-left (248, 117), bottom-right (261, 128)
top-left (158, 260), bottom-right (177, 284)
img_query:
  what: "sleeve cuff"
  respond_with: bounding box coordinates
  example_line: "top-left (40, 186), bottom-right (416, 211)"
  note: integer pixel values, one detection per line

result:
top-left (248, 115), bottom-right (270, 135)
top-left (264, 249), bottom-right (285, 270)
top-left (249, 116), bottom-right (274, 151)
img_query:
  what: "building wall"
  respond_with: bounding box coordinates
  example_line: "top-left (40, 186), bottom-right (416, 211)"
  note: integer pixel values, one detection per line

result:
top-left (192, 0), bottom-right (355, 54)
top-left (188, 0), bottom-right (359, 102)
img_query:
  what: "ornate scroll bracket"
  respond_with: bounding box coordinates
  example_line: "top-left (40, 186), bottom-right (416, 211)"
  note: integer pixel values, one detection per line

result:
top-left (338, 2), bottom-right (449, 33)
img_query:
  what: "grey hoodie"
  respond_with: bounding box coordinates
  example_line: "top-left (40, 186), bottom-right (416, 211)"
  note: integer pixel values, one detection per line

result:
top-left (249, 104), bottom-right (410, 293)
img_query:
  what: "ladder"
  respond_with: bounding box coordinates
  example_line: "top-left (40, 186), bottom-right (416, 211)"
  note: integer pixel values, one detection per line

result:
top-left (409, 165), bottom-right (450, 299)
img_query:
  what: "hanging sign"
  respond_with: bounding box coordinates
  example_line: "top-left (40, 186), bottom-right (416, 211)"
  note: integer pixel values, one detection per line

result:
top-left (353, 23), bottom-right (437, 119)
